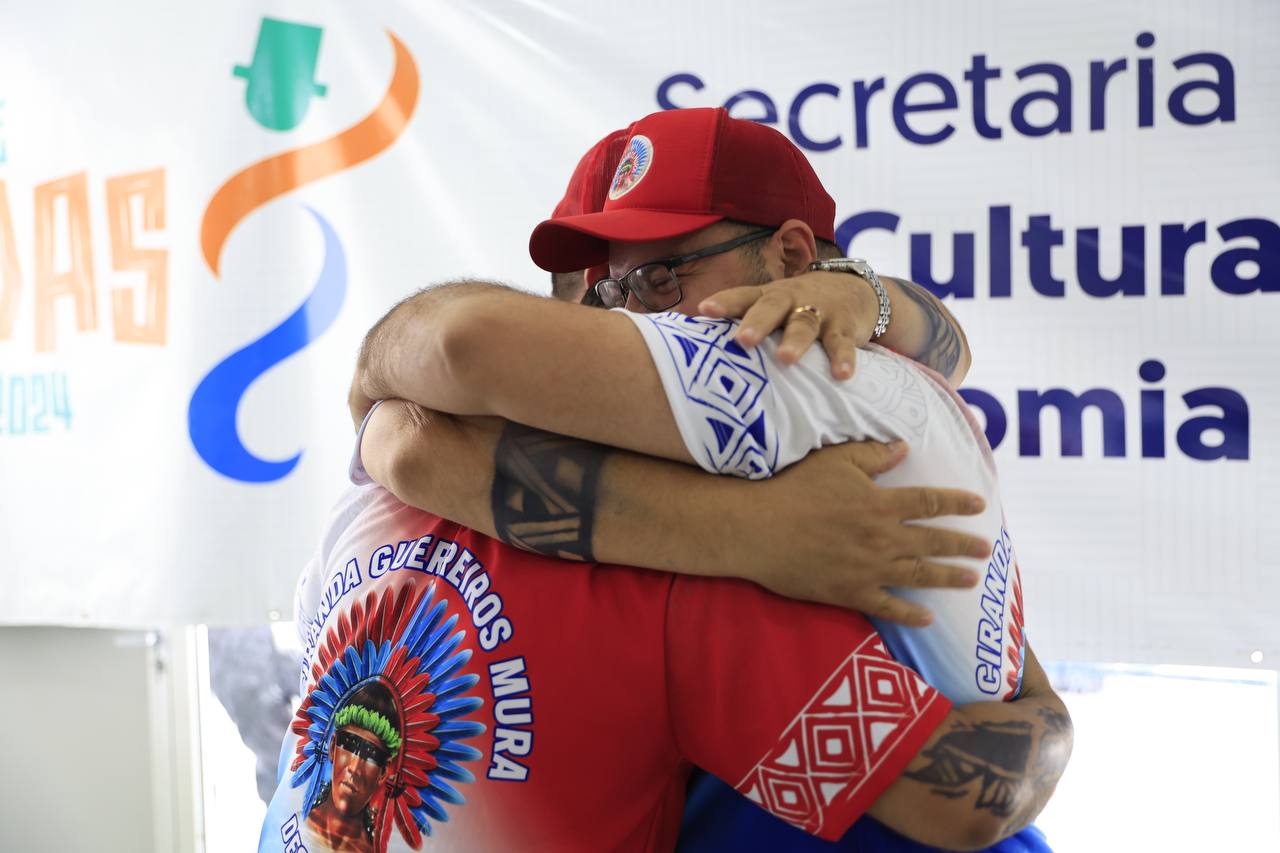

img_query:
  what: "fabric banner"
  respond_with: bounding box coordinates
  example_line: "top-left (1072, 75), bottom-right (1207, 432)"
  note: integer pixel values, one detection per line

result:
top-left (0, 0), bottom-right (1275, 668)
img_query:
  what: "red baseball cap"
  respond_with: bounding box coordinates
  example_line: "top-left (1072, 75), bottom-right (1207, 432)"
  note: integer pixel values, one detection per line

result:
top-left (550, 127), bottom-right (632, 220)
top-left (529, 107), bottom-right (837, 273)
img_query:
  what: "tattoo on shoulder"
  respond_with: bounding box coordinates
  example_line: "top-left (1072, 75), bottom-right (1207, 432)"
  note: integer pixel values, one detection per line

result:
top-left (490, 422), bottom-right (608, 562)
top-left (889, 277), bottom-right (963, 379)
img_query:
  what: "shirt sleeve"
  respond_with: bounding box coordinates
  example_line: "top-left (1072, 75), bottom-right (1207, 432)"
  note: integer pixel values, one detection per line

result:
top-left (618, 310), bottom-right (926, 480)
top-left (348, 399), bottom-right (386, 484)
top-left (665, 575), bottom-right (952, 842)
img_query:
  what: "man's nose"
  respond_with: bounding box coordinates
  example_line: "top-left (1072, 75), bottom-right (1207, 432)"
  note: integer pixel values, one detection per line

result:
top-left (625, 290), bottom-right (647, 312)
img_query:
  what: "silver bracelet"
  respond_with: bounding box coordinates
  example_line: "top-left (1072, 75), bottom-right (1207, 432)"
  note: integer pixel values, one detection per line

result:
top-left (807, 258), bottom-right (892, 339)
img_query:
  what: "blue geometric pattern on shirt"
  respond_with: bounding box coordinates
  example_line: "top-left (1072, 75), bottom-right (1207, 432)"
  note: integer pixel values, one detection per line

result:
top-left (643, 312), bottom-right (778, 479)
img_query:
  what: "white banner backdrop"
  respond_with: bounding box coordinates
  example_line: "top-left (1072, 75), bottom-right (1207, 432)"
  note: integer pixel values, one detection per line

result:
top-left (0, 0), bottom-right (1275, 669)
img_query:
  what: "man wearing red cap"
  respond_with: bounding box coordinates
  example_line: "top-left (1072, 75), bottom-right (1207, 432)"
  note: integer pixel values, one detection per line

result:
top-left (326, 108), bottom-right (1070, 850)
top-left (351, 120), bottom-right (986, 625)
top-left (541, 121), bottom-right (969, 386)
top-left (531, 113), bottom-right (1057, 853)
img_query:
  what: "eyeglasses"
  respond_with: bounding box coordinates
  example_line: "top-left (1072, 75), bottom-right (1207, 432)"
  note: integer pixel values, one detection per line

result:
top-left (594, 228), bottom-right (775, 311)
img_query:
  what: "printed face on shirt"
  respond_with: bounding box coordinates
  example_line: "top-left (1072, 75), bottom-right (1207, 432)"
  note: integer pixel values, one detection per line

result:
top-left (607, 222), bottom-right (774, 316)
top-left (329, 726), bottom-right (389, 815)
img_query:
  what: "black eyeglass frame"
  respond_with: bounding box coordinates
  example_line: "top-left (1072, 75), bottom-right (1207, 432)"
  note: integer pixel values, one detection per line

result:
top-left (593, 227), bottom-right (776, 311)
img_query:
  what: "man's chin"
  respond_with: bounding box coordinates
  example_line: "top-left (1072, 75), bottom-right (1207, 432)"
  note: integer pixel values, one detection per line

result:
top-left (332, 794), bottom-right (360, 816)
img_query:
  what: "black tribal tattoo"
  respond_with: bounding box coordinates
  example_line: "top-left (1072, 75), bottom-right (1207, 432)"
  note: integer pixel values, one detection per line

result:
top-left (888, 277), bottom-right (964, 379)
top-left (1029, 707), bottom-right (1073, 794)
top-left (904, 720), bottom-right (1033, 816)
top-left (904, 706), bottom-right (1073, 820)
top-left (490, 422), bottom-right (608, 562)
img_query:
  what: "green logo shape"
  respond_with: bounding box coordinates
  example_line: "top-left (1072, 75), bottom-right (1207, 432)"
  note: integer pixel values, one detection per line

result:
top-left (233, 17), bottom-right (328, 131)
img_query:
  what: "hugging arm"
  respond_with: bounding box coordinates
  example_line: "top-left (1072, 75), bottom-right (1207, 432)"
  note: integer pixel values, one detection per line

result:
top-left (869, 647), bottom-right (1072, 849)
top-left (353, 281), bottom-right (691, 463)
top-left (353, 270), bottom-right (973, 457)
top-left (666, 575), bottom-right (1070, 850)
top-left (352, 279), bottom-right (986, 623)
top-left (361, 400), bottom-right (987, 625)
top-left (702, 270), bottom-right (972, 384)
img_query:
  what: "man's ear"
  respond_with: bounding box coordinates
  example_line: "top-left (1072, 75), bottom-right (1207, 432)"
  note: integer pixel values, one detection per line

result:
top-left (775, 219), bottom-right (818, 277)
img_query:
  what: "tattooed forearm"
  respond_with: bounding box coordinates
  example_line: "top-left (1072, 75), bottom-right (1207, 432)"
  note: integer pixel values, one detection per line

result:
top-left (1030, 707), bottom-right (1073, 798)
top-left (904, 701), bottom-right (1073, 831)
top-left (904, 721), bottom-right (1033, 816)
top-left (490, 421), bottom-right (609, 561)
top-left (888, 277), bottom-right (964, 379)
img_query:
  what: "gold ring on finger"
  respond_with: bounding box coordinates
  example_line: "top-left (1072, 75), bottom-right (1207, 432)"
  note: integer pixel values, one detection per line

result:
top-left (791, 304), bottom-right (822, 325)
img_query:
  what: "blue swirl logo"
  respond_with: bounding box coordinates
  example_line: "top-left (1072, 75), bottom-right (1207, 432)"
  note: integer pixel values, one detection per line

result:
top-left (188, 21), bottom-right (418, 483)
top-left (188, 208), bottom-right (345, 482)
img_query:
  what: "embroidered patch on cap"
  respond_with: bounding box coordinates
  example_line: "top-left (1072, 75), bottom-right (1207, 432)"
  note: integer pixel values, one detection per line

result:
top-left (608, 135), bottom-right (654, 200)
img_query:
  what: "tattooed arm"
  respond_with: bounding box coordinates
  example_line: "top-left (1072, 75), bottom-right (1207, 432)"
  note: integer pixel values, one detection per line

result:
top-left (882, 276), bottom-right (971, 383)
top-left (363, 404), bottom-right (1069, 846)
top-left (868, 647), bottom-right (1072, 849)
top-left (351, 278), bottom-right (972, 465)
top-left (359, 401), bottom-right (987, 625)
top-left (352, 281), bottom-right (692, 463)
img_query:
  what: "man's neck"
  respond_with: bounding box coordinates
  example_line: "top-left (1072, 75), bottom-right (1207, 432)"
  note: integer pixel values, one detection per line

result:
top-left (309, 807), bottom-right (369, 852)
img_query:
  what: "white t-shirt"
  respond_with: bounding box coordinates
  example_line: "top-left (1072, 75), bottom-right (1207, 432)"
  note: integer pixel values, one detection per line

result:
top-left (622, 310), bottom-right (1026, 704)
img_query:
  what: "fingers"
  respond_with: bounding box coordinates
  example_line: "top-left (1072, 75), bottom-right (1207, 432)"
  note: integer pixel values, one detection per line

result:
top-left (889, 557), bottom-right (980, 590)
top-left (898, 523), bottom-right (991, 560)
top-left (839, 440), bottom-right (908, 476)
top-left (852, 562), bottom-right (978, 626)
top-left (698, 285), bottom-right (765, 320)
top-left (734, 288), bottom-right (797, 347)
top-left (776, 308), bottom-right (822, 363)
top-left (885, 485), bottom-right (985, 519)
top-left (856, 589), bottom-right (934, 628)
top-left (820, 326), bottom-right (860, 380)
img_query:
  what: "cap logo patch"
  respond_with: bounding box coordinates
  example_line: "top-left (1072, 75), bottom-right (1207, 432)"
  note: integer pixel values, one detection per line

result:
top-left (608, 135), bottom-right (654, 200)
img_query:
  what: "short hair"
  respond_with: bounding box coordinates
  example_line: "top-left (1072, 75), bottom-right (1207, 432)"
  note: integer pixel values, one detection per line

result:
top-left (724, 221), bottom-right (845, 282)
top-left (815, 238), bottom-right (843, 260)
top-left (550, 271), bottom-right (584, 301)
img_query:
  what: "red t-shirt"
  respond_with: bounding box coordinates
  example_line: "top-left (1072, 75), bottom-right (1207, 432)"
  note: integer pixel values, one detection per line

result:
top-left (261, 487), bottom-right (951, 853)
